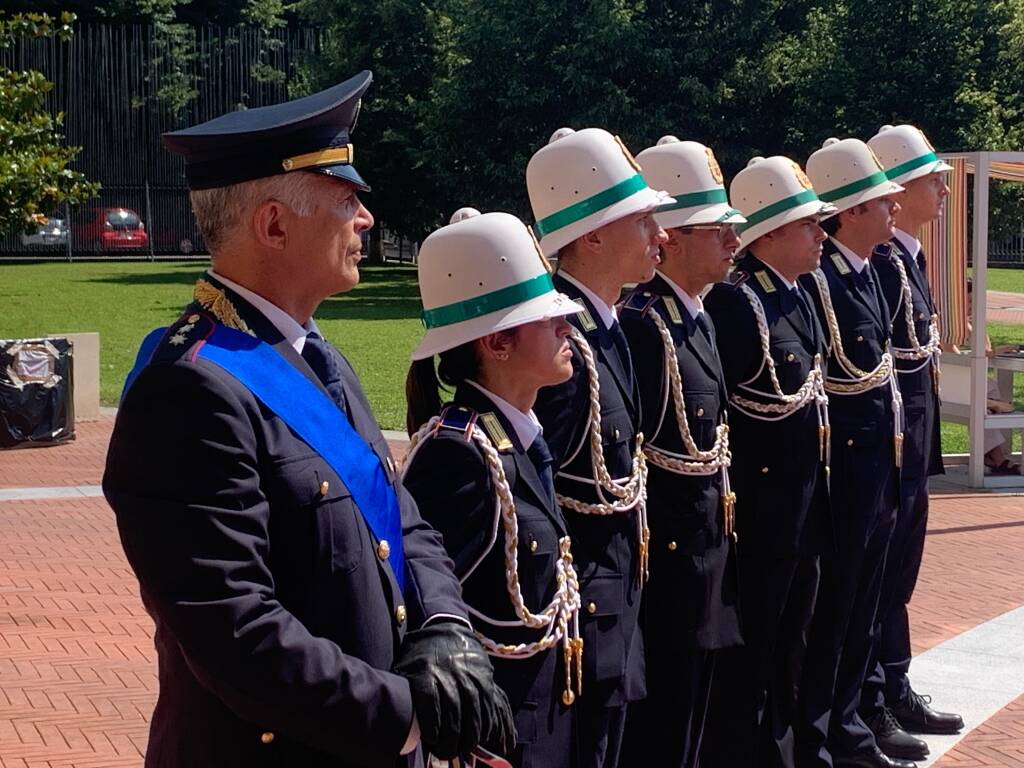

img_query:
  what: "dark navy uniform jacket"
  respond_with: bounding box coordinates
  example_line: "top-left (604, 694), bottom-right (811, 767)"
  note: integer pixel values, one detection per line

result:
top-left (873, 239), bottom-right (944, 480)
top-left (103, 277), bottom-right (468, 768)
top-left (532, 272), bottom-right (645, 707)
top-left (619, 275), bottom-right (742, 650)
top-left (704, 253), bottom-right (831, 557)
top-left (403, 384), bottom-right (574, 768)
top-left (799, 239), bottom-right (898, 517)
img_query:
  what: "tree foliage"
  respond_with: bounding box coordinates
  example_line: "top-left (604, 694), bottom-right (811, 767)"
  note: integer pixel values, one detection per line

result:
top-left (301, 0), bottom-right (1024, 240)
top-left (0, 12), bottom-right (99, 236)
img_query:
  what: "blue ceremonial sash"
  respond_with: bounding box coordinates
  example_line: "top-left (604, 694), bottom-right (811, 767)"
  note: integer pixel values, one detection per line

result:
top-left (124, 325), bottom-right (406, 591)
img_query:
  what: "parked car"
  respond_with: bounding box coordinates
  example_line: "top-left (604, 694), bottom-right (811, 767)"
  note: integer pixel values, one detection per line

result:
top-left (78, 207), bottom-right (149, 251)
top-left (20, 218), bottom-right (69, 248)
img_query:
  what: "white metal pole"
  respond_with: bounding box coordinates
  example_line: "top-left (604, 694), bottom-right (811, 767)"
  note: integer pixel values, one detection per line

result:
top-left (969, 153), bottom-right (990, 487)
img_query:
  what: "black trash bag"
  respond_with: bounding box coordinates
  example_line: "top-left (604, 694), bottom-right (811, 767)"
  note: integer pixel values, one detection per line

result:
top-left (0, 337), bottom-right (76, 449)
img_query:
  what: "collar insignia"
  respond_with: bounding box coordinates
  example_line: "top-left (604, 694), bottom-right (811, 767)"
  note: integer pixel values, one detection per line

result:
top-left (755, 270), bottom-right (776, 293)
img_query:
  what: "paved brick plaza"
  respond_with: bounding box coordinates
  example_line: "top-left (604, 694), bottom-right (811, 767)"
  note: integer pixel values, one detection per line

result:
top-left (0, 417), bottom-right (1022, 767)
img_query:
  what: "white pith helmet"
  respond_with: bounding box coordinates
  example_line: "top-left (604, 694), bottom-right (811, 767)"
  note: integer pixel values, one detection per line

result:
top-left (526, 127), bottom-right (674, 256)
top-left (806, 137), bottom-right (904, 215)
top-left (867, 124), bottom-right (953, 185)
top-left (636, 136), bottom-right (746, 229)
top-left (411, 210), bottom-right (584, 361)
top-left (730, 155), bottom-right (836, 247)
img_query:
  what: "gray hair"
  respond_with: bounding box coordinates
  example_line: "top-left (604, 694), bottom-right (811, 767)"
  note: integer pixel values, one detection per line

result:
top-left (189, 172), bottom-right (326, 253)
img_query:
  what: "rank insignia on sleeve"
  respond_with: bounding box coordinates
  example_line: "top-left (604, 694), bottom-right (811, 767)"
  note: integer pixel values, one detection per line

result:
top-left (576, 307), bottom-right (598, 332)
top-left (830, 252), bottom-right (852, 275)
top-left (754, 271), bottom-right (776, 293)
top-left (479, 412), bottom-right (514, 452)
top-left (436, 405), bottom-right (477, 441)
top-left (727, 270), bottom-right (749, 287)
top-left (622, 291), bottom-right (657, 315)
top-left (662, 296), bottom-right (684, 325)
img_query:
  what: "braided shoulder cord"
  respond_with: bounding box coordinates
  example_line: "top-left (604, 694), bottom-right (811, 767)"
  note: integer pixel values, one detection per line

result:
top-left (729, 283), bottom-right (831, 466)
top-left (644, 307), bottom-right (739, 538)
top-left (643, 307), bottom-right (730, 476)
top-left (808, 269), bottom-right (905, 466)
top-left (889, 253), bottom-right (942, 374)
top-left (557, 327), bottom-right (650, 584)
top-left (808, 269), bottom-right (895, 394)
top-left (405, 418), bottom-right (583, 703)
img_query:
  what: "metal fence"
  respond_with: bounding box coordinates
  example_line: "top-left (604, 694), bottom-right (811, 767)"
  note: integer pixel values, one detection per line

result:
top-left (990, 232), bottom-right (1024, 266)
top-left (1, 23), bottom-right (320, 260)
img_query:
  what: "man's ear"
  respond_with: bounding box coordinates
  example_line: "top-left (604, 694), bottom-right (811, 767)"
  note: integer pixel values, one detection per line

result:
top-left (578, 226), bottom-right (603, 255)
top-left (251, 200), bottom-right (289, 250)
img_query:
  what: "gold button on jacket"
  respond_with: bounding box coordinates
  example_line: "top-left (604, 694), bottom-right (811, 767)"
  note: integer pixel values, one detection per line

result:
top-left (377, 540), bottom-right (390, 560)
top-left (260, 731), bottom-right (275, 745)
top-left (586, 601), bottom-right (597, 614)
top-left (395, 605), bottom-right (407, 624)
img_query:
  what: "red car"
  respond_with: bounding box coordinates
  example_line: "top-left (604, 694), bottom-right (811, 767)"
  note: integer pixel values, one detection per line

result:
top-left (78, 207), bottom-right (149, 251)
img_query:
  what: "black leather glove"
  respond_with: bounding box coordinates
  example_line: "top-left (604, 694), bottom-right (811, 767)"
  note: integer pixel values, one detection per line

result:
top-left (394, 621), bottom-right (515, 759)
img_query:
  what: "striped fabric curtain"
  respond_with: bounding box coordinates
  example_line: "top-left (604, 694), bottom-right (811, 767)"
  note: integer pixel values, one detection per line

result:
top-left (920, 156), bottom-right (969, 346)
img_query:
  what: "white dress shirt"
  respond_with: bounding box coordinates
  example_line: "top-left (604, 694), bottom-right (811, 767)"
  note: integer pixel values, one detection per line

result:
top-left (466, 380), bottom-right (542, 450)
top-left (763, 261), bottom-right (799, 290)
top-left (656, 269), bottom-right (704, 320)
top-left (559, 270), bottom-right (617, 329)
top-left (829, 237), bottom-right (869, 274)
top-left (893, 228), bottom-right (922, 262)
top-left (209, 270), bottom-right (320, 352)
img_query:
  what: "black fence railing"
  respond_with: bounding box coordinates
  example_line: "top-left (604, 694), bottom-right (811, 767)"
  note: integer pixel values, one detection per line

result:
top-left (0, 22), bottom-right (320, 260)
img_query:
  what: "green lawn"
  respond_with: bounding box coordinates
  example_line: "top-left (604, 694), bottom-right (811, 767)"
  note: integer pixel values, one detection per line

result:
top-left (986, 266), bottom-right (1024, 293)
top-left (2, 261), bottom-right (1023, 442)
top-left (0, 261), bottom-right (423, 430)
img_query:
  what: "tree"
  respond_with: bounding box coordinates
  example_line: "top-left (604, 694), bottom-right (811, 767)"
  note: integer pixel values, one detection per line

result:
top-left (0, 12), bottom-right (99, 236)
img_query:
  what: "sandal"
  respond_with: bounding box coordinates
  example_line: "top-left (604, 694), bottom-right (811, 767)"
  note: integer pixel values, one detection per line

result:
top-left (985, 459), bottom-right (1022, 475)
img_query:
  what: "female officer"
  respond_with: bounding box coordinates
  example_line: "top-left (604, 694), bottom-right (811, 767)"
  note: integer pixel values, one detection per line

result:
top-left (403, 208), bottom-right (585, 768)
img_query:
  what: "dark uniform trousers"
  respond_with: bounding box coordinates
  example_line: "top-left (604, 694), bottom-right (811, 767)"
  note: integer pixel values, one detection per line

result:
top-left (701, 255), bottom-right (831, 768)
top-left (860, 241), bottom-right (944, 719)
top-left (796, 241), bottom-right (900, 766)
top-left (533, 273), bottom-right (645, 768)
top-left (403, 385), bottom-right (575, 768)
top-left (104, 276), bottom-right (469, 768)
top-left (618, 277), bottom-right (743, 768)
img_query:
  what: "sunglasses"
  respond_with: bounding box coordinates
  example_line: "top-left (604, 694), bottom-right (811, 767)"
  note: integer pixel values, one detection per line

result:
top-left (680, 223), bottom-right (738, 240)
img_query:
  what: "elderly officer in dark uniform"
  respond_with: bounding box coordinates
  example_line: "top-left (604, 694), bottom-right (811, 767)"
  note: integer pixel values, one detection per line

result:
top-left (103, 72), bottom-right (513, 768)
top-left (859, 125), bottom-right (963, 739)
top-left (525, 127), bottom-right (671, 768)
top-left (617, 137), bottom-right (745, 768)
top-left (701, 155), bottom-right (833, 768)
top-left (796, 138), bottom-right (915, 768)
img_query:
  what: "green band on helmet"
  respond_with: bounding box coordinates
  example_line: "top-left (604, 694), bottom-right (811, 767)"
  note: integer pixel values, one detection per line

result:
top-left (421, 272), bottom-right (555, 329)
top-left (738, 189), bottom-right (821, 232)
top-left (884, 152), bottom-right (940, 180)
top-left (818, 171), bottom-right (890, 203)
top-left (654, 187), bottom-right (728, 212)
top-left (535, 174), bottom-right (648, 237)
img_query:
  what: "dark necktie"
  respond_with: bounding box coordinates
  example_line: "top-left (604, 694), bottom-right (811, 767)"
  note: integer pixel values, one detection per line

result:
top-left (609, 319), bottom-right (636, 392)
top-left (916, 249), bottom-right (927, 273)
top-left (694, 311), bottom-right (714, 344)
top-left (527, 433), bottom-right (556, 508)
top-left (793, 286), bottom-right (816, 331)
top-left (301, 333), bottom-right (350, 418)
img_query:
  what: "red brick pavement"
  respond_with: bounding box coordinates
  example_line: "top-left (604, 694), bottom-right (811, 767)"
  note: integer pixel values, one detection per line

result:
top-left (909, 494), bottom-right (1024, 655)
top-left (987, 290), bottom-right (1024, 326)
top-left (0, 419), bottom-right (112, 489)
top-left (0, 449), bottom-right (1022, 765)
top-left (934, 694), bottom-right (1024, 768)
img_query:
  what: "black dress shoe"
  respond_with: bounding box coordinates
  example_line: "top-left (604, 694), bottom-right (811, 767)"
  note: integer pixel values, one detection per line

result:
top-left (867, 708), bottom-right (929, 760)
top-left (835, 746), bottom-right (917, 768)
top-left (891, 689), bottom-right (964, 734)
